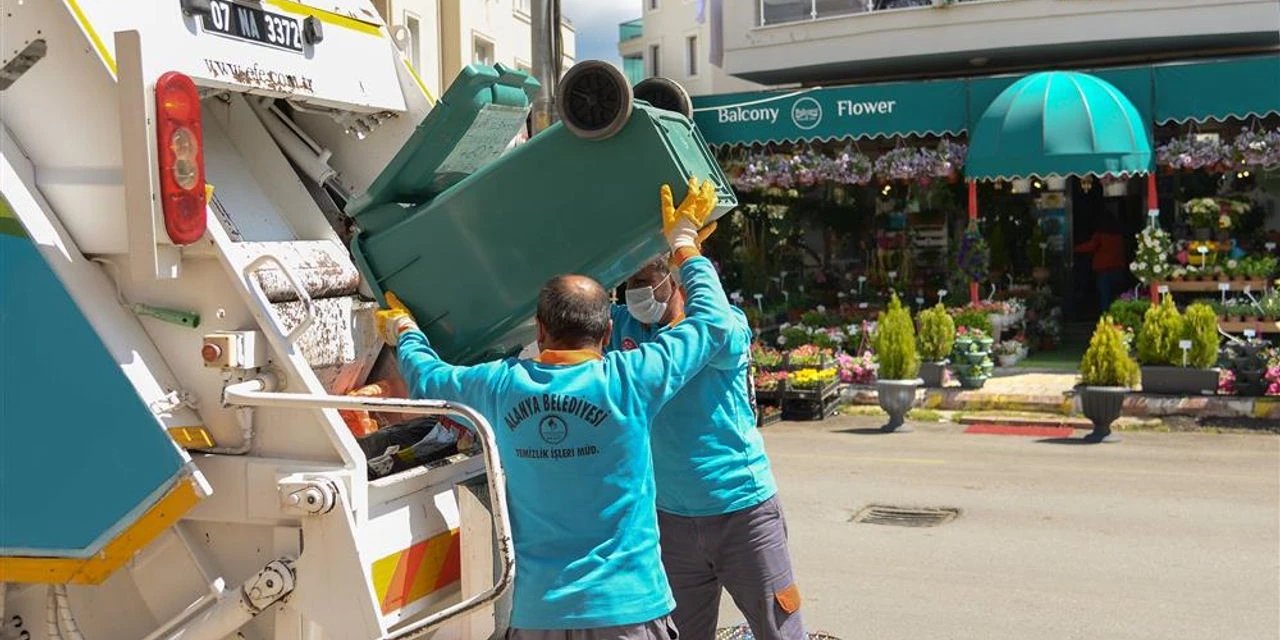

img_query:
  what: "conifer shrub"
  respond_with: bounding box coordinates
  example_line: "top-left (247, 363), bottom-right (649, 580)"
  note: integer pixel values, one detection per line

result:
top-left (917, 303), bottom-right (956, 362)
top-left (874, 294), bottom-right (921, 380)
top-left (1080, 316), bottom-right (1139, 387)
top-left (1183, 303), bottom-right (1220, 369)
top-left (1137, 294), bottom-right (1185, 366)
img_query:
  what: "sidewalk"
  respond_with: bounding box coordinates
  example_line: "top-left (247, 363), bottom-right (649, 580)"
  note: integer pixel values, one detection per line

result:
top-left (844, 368), bottom-right (1280, 419)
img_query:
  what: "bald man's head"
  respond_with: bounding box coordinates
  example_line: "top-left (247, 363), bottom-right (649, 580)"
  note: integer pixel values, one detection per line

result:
top-left (537, 274), bottom-right (612, 349)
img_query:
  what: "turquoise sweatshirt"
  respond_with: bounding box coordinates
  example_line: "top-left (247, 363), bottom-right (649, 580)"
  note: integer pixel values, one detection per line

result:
top-left (395, 256), bottom-right (732, 629)
top-left (608, 303), bottom-right (777, 517)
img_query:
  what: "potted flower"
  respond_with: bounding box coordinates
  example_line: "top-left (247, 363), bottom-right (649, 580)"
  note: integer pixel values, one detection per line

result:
top-left (751, 343), bottom-right (784, 370)
top-left (1136, 295), bottom-right (1219, 394)
top-left (916, 303), bottom-right (955, 388)
top-left (1078, 316), bottom-right (1140, 443)
top-left (957, 223), bottom-right (990, 284)
top-left (1184, 198), bottom-right (1219, 240)
top-left (993, 340), bottom-right (1024, 367)
top-left (872, 294), bottom-right (922, 433)
top-left (1130, 224), bottom-right (1174, 287)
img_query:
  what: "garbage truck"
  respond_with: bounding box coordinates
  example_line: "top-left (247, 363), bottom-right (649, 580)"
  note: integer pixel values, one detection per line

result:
top-left (0, 1), bottom-right (734, 638)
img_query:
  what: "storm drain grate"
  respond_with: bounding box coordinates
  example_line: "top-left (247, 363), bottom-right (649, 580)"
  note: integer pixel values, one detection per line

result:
top-left (850, 504), bottom-right (959, 528)
top-left (716, 625), bottom-right (840, 640)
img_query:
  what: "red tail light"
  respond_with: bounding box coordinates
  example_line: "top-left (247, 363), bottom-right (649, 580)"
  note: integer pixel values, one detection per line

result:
top-left (155, 71), bottom-right (206, 245)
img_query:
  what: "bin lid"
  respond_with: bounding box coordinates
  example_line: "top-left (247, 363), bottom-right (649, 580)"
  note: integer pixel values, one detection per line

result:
top-left (346, 64), bottom-right (540, 217)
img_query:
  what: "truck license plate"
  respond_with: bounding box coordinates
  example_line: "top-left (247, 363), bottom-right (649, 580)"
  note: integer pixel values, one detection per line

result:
top-left (202, 0), bottom-right (304, 52)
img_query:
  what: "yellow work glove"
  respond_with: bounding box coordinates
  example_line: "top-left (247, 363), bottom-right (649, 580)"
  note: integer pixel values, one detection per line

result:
top-left (660, 177), bottom-right (717, 252)
top-left (375, 291), bottom-right (419, 346)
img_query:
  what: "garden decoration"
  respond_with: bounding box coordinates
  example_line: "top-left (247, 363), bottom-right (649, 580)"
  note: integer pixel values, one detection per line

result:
top-left (916, 303), bottom-right (955, 388)
top-left (872, 294), bottom-right (921, 433)
top-left (952, 326), bottom-right (994, 389)
top-left (1078, 316), bottom-right (1140, 443)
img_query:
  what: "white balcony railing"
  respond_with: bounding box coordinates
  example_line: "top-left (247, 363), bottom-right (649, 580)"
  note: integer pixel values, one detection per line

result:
top-left (758, 0), bottom-right (981, 26)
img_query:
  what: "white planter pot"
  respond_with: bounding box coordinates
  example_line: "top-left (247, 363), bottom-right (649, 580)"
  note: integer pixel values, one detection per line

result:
top-left (876, 379), bottom-right (922, 433)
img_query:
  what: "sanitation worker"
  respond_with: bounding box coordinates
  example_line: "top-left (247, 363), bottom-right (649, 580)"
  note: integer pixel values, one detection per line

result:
top-left (376, 178), bottom-right (729, 638)
top-left (608, 251), bottom-right (805, 640)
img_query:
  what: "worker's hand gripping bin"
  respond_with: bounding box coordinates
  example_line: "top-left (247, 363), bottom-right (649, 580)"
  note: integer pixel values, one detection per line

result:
top-left (348, 61), bottom-right (736, 363)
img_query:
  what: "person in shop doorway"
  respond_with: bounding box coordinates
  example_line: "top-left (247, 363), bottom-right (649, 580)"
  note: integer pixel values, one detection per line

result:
top-left (1074, 207), bottom-right (1128, 314)
top-left (608, 253), bottom-right (805, 639)
top-left (377, 178), bottom-right (731, 638)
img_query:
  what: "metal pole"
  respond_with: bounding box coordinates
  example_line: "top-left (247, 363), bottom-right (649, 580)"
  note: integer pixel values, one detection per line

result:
top-left (530, 0), bottom-right (558, 134)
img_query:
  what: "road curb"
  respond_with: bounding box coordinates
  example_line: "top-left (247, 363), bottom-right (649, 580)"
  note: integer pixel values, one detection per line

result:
top-left (842, 386), bottom-right (1280, 420)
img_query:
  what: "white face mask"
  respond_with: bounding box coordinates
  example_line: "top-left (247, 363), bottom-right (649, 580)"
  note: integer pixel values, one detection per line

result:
top-left (625, 274), bottom-right (671, 325)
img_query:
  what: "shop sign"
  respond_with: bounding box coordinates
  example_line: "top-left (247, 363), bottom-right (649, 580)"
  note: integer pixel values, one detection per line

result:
top-left (694, 79), bottom-right (967, 146)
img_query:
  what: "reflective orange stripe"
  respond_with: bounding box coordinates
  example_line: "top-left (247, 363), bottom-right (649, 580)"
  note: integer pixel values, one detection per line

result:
top-left (371, 529), bottom-right (462, 614)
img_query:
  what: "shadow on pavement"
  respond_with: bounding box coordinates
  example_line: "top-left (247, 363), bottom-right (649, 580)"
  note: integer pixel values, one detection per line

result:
top-left (836, 427), bottom-right (895, 435)
top-left (1037, 437), bottom-right (1099, 445)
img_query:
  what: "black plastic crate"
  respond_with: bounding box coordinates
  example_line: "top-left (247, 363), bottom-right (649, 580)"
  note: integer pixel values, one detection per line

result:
top-left (781, 395), bottom-right (842, 421)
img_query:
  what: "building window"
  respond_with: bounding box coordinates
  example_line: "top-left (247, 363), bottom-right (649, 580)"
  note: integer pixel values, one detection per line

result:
top-left (405, 13), bottom-right (421, 72)
top-left (649, 44), bottom-right (660, 77)
top-left (685, 35), bottom-right (698, 77)
top-left (623, 55), bottom-right (645, 85)
top-left (473, 36), bottom-right (495, 66)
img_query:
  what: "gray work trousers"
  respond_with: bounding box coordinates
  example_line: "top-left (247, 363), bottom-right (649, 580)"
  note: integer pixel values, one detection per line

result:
top-left (506, 616), bottom-right (678, 640)
top-left (657, 496), bottom-right (805, 640)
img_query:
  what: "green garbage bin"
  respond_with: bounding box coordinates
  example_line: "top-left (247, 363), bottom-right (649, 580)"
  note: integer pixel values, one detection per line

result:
top-left (350, 62), bottom-right (736, 364)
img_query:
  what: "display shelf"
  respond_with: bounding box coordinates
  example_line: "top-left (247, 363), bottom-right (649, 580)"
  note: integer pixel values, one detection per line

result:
top-left (1217, 320), bottom-right (1280, 334)
top-left (1153, 279), bottom-right (1270, 293)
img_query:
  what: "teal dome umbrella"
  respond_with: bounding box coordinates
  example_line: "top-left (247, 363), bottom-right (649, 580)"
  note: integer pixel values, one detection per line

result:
top-left (966, 71), bottom-right (1152, 180)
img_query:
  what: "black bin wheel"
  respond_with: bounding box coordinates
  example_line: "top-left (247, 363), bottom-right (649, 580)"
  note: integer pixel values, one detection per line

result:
top-left (634, 77), bottom-right (693, 118)
top-left (556, 60), bottom-right (634, 140)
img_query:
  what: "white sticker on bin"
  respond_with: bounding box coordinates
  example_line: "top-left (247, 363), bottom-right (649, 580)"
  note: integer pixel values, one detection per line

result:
top-left (436, 103), bottom-right (532, 175)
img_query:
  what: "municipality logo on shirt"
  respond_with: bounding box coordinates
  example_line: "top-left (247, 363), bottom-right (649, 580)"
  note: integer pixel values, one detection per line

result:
top-left (790, 97), bottom-right (822, 130)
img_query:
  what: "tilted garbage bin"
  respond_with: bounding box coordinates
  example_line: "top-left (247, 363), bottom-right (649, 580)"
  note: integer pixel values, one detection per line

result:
top-left (349, 61), bottom-right (736, 364)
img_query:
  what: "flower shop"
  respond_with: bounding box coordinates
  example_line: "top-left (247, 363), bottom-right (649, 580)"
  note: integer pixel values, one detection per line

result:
top-left (689, 53), bottom-right (1280, 422)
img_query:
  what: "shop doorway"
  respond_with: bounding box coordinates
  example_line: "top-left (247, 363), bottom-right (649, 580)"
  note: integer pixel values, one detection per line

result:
top-left (1067, 179), bottom-right (1145, 322)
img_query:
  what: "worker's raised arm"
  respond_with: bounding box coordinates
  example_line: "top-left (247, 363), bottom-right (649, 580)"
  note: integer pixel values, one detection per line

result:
top-left (376, 293), bottom-right (493, 409)
top-left (613, 179), bottom-right (735, 413)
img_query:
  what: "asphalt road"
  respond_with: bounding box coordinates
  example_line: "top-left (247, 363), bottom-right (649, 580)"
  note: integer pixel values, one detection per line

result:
top-left (714, 417), bottom-right (1280, 639)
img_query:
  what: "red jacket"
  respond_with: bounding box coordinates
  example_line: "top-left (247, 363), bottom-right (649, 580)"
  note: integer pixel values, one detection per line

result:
top-left (1075, 232), bottom-right (1126, 272)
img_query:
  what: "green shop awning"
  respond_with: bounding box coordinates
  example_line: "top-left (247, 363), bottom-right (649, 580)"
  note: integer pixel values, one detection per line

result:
top-left (966, 71), bottom-right (1152, 180)
top-left (1153, 54), bottom-right (1280, 123)
top-left (691, 78), bottom-right (968, 146)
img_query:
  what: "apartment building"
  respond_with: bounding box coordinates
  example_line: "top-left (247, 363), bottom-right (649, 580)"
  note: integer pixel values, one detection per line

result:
top-left (371, 0), bottom-right (576, 100)
top-left (618, 0), bottom-right (762, 96)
